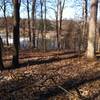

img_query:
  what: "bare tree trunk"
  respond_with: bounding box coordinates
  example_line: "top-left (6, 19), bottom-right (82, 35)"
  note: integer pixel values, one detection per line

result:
top-left (43, 0), bottom-right (47, 51)
top-left (27, 0), bottom-right (31, 45)
top-left (59, 0), bottom-right (65, 50)
top-left (59, 0), bottom-right (62, 49)
top-left (4, 0), bottom-right (9, 46)
top-left (56, 0), bottom-right (60, 50)
top-left (0, 36), bottom-right (4, 70)
top-left (56, 0), bottom-right (65, 50)
top-left (87, 0), bottom-right (98, 59)
top-left (12, 0), bottom-right (20, 67)
top-left (32, 0), bottom-right (36, 48)
top-left (40, 0), bottom-right (44, 50)
top-left (82, 0), bottom-right (87, 51)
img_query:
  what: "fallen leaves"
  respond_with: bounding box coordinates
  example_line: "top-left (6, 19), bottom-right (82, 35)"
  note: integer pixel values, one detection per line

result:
top-left (0, 51), bottom-right (100, 99)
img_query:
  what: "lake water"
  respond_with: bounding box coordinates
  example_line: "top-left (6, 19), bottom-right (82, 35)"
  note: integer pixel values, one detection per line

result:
top-left (1, 36), bottom-right (58, 50)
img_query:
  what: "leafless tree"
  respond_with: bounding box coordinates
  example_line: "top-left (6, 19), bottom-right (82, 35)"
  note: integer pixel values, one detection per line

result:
top-left (32, 0), bottom-right (36, 48)
top-left (82, 0), bottom-right (88, 51)
top-left (0, 36), bottom-right (4, 70)
top-left (59, 0), bottom-right (65, 49)
top-left (0, 0), bottom-right (9, 45)
top-left (27, 0), bottom-right (31, 44)
top-left (40, 0), bottom-right (44, 50)
top-left (12, 0), bottom-right (21, 67)
top-left (43, 0), bottom-right (47, 51)
top-left (54, 0), bottom-right (66, 50)
top-left (56, 0), bottom-right (60, 50)
top-left (87, 0), bottom-right (98, 59)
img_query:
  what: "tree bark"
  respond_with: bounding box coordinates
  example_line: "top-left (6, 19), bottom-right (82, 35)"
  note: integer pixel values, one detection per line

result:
top-left (82, 0), bottom-right (87, 51)
top-left (27, 0), bottom-right (31, 44)
top-left (32, 0), bottom-right (36, 48)
top-left (0, 36), bottom-right (4, 70)
top-left (87, 0), bottom-right (98, 59)
top-left (12, 0), bottom-right (20, 67)
top-left (40, 0), bottom-right (44, 50)
top-left (43, 0), bottom-right (47, 51)
top-left (4, 0), bottom-right (9, 46)
top-left (56, 0), bottom-right (65, 50)
top-left (59, 0), bottom-right (65, 49)
top-left (56, 0), bottom-right (60, 50)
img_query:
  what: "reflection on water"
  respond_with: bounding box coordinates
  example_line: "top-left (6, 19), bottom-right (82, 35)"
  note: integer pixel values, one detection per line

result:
top-left (1, 36), bottom-right (57, 50)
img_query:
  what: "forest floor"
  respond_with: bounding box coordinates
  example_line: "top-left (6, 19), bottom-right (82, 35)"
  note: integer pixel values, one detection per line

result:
top-left (0, 49), bottom-right (100, 100)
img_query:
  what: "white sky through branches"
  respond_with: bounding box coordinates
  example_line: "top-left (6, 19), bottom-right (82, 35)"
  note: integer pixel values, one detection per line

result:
top-left (0, 0), bottom-right (100, 20)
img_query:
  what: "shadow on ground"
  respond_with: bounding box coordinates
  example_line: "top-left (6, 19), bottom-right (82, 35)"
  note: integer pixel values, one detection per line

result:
top-left (4, 52), bottom-right (79, 70)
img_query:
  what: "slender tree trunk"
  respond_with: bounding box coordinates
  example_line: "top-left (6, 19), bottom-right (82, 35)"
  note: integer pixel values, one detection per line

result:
top-left (40, 0), bottom-right (44, 50)
top-left (59, 0), bottom-right (65, 49)
top-left (56, 0), bottom-right (60, 50)
top-left (0, 36), bottom-right (4, 70)
top-left (82, 0), bottom-right (87, 51)
top-left (56, 0), bottom-right (65, 50)
top-left (56, 13), bottom-right (59, 49)
top-left (87, 0), bottom-right (98, 59)
top-left (5, 16), bottom-right (9, 46)
top-left (27, 0), bottom-right (31, 44)
top-left (12, 0), bottom-right (20, 67)
top-left (59, 0), bottom-right (62, 49)
top-left (43, 0), bottom-right (47, 51)
top-left (4, 0), bottom-right (9, 46)
top-left (32, 0), bottom-right (36, 48)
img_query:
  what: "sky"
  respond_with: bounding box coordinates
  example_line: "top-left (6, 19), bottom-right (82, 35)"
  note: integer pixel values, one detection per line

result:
top-left (20, 0), bottom-right (82, 20)
top-left (20, 0), bottom-right (87, 20)
top-left (0, 0), bottom-right (100, 20)
top-left (0, 0), bottom-right (82, 20)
